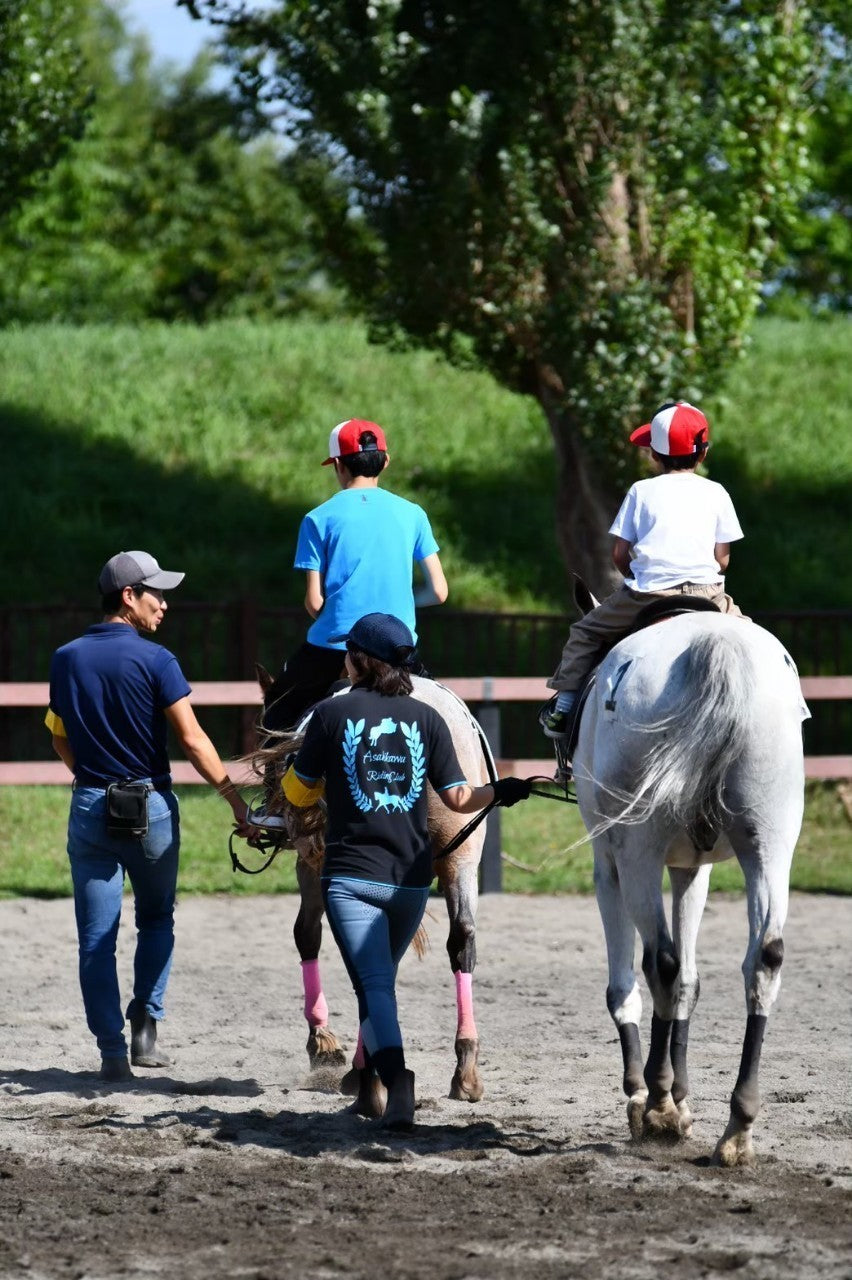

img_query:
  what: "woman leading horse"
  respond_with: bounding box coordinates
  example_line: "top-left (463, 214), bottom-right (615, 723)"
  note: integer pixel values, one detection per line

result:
top-left (277, 612), bottom-right (531, 1130)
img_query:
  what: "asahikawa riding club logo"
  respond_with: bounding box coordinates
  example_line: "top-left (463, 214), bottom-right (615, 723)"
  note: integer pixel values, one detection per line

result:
top-left (342, 717), bottom-right (425, 813)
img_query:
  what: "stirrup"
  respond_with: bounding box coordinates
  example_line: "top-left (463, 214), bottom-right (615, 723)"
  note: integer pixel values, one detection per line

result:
top-left (553, 736), bottom-right (573, 784)
top-left (245, 796), bottom-right (289, 831)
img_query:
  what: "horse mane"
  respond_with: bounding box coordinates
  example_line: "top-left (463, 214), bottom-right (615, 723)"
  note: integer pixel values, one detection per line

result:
top-left (243, 726), bottom-right (326, 868)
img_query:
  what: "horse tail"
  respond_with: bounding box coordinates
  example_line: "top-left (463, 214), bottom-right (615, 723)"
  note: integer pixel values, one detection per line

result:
top-left (607, 626), bottom-right (757, 832)
top-left (411, 923), bottom-right (430, 959)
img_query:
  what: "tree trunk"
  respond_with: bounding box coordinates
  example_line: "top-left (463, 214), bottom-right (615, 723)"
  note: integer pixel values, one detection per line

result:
top-left (537, 383), bottom-right (622, 599)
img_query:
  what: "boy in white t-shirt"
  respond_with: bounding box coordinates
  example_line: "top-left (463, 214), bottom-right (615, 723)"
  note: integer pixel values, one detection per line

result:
top-left (542, 401), bottom-right (745, 740)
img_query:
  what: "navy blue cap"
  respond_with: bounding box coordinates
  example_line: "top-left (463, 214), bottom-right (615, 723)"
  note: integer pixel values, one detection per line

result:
top-left (339, 613), bottom-right (416, 664)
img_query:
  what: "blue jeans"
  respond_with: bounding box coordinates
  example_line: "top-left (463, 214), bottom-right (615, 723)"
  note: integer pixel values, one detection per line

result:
top-left (322, 877), bottom-right (429, 1058)
top-left (67, 786), bottom-right (180, 1059)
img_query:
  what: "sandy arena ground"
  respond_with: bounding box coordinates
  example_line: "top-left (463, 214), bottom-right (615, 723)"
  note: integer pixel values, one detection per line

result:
top-left (1, 890), bottom-right (850, 1279)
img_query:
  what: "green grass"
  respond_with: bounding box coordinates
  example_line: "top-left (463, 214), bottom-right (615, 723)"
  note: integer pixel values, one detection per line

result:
top-left (706, 316), bottom-right (852, 610)
top-left (1, 781), bottom-right (848, 900)
top-left (1, 314), bottom-right (850, 612)
top-left (500, 780), bottom-right (852, 895)
top-left (0, 318), bottom-right (555, 611)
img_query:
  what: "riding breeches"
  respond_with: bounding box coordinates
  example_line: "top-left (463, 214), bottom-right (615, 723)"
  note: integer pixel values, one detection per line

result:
top-left (262, 642), bottom-right (346, 734)
top-left (548, 582), bottom-right (744, 692)
top-left (322, 876), bottom-right (429, 1057)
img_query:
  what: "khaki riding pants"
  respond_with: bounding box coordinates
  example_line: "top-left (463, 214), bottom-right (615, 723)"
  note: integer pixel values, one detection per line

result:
top-left (547, 582), bottom-right (744, 693)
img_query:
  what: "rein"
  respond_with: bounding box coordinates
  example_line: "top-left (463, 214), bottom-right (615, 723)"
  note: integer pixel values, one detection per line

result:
top-left (435, 773), bottom-right (577, 861)
top-left (229, 828), bottom-right (288, 875)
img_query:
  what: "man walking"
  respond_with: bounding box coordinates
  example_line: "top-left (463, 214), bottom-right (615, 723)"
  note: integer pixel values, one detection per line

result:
top-left (46, 550), bottom-right (250, 1081)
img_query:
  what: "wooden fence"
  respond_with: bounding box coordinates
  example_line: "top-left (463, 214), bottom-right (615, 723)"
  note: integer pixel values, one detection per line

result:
top-left (2, 675), bottom-right (850, 784)
top-left (2, 675), bottom-right (849, 895)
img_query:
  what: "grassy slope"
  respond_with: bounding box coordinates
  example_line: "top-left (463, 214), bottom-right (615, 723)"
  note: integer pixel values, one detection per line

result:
top-left (1, 314), bottom-right (850, 612)
top-left (0, 319), bottom-right (556, 611)
top-left (705, 317), bottom-right (852, 609)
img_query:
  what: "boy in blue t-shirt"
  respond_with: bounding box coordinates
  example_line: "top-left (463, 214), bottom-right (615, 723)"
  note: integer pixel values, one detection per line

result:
top-left (263, 419), bottom-right (448, 733)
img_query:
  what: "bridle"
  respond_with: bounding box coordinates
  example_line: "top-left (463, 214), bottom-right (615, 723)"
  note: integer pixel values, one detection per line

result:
top-left (229, 792), bottom-right (293, 875)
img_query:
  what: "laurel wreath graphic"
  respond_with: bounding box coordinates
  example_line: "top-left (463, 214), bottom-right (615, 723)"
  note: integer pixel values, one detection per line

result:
top-left (398, 721), bottom-right (425, 812)
top-left (343, 718), bottom-right (372, 812)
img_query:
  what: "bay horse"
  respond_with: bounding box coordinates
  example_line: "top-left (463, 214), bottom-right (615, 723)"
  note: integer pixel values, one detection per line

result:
top-left (572, 610), bottom-right (808, 1166)
top-left (252, 672), bottom-right (491, 1103)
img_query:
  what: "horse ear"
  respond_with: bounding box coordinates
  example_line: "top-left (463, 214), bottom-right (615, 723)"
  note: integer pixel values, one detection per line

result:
top-left (255, 662), bottom-right (273, 693)
top-left (571, 572), bottom-right (600, 616)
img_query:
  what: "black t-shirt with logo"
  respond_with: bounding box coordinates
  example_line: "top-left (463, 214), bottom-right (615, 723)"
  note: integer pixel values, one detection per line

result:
top-left (293, 687), bottom-right (466, 887)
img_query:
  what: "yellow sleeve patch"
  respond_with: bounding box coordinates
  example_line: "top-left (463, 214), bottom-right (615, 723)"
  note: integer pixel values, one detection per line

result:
top-left (282, 766), bottom-right (325, 808)
top-left (45, 708), bottom-right (67, 738)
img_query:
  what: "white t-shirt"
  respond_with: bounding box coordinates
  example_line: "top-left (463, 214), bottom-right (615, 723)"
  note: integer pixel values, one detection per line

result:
top-left (609, 473), bottom-right (743, 593)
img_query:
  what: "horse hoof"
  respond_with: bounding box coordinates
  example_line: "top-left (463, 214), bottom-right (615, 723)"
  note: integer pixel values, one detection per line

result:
top-left (627, 1092), bottom-right (648, 1141)
top-left (676, 1099), bottom-right (694, 1138)
top-left (450, 1038), bottom-right (483, 1102)
top-left (640, 1094), bottom-right (684, 1142)
top-left (449, 1068), bottom-right (484, 1102)
top-left (306, 1026), bottom-right (346, 1069)
top-left (345, 1069), bottom-right (387, 1119)
top-left (713, 1120), bottom-right (755, 1167)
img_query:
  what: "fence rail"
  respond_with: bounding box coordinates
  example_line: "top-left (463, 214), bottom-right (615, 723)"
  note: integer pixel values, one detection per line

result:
top-left (3, 675), bottom-right (850, 785)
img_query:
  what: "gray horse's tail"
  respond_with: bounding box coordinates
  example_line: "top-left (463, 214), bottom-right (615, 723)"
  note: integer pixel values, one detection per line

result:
top-left (605, 627), bottom-right (757, 832)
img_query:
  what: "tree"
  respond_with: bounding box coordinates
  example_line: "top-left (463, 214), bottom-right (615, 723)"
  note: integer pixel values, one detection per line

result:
top-left (775, 12), bottom-right (851, 309)
top-left (185, 0), bottom-right (816, 587)
top-left (0, 1), bottom-right (341, 324)
top-left (0, 0), bottom-right (90, 221)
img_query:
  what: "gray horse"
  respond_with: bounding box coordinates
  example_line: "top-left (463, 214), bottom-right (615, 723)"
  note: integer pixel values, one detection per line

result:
top-left (573, 611), bottom-right (807, 1165)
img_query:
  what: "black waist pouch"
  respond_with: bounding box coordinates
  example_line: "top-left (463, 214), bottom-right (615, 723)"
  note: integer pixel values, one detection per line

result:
top-left (106, 780), bottom-right (150, 838)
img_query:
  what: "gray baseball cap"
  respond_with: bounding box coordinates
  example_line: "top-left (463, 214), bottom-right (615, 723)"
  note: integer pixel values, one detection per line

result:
top-left (98, 550), bottom-right (185, 594)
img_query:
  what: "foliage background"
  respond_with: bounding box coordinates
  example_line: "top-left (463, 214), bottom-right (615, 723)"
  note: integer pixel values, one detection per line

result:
top-left (0, 2), bottom-right (339, 325)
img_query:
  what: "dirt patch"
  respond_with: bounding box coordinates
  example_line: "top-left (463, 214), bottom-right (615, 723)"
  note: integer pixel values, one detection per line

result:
top-left (1, 892), bottom-right (850, 1279)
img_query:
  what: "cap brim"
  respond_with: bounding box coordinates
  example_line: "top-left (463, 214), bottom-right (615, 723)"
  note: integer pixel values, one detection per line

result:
top-left (321, 456), bottom-right (335, 466)
top-left (142, 570), bottom-right (185, 590)
top-left (629, 424), bottom-right (652, 446)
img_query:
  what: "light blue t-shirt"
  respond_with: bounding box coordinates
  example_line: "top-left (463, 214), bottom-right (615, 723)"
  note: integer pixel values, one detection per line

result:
top-left (294, 487), bottom-right (439, 649)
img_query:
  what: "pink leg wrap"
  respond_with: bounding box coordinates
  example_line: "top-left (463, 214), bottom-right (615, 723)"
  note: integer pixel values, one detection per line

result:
top-left (455, 971), bottom-right (478, 1041)
top-left (301, 960), bottom-right (329, 1027)
top-left (353, 1028), bottom-right (365, 1069)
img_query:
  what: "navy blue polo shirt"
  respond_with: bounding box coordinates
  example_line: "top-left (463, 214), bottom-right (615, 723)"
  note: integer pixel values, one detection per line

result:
top-left (46, 623), bottom-right (191, 786)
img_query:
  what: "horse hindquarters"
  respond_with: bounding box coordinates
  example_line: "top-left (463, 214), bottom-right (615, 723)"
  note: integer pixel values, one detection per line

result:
top-left (579, 618), bottom-right (806, 1163)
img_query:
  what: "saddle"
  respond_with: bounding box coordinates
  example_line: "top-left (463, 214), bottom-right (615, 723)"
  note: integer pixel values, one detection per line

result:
top-left (543, 596), bottom-right (723, 769)
top-left (628, 593), bottom-right (722, 634)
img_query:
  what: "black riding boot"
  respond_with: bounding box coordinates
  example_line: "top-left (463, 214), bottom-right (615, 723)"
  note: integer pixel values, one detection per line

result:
top-left (381, 1070), bottom-right (416, 1131)
top-left (129, 1007), bottom-right (170, 1068)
